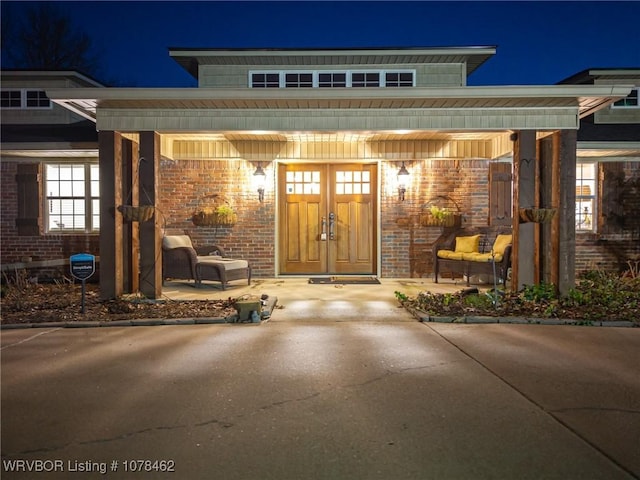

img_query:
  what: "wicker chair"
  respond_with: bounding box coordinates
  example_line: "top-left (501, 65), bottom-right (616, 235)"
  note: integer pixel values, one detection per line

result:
top-left (433, 228), bottom-right (512, 286)
top-left (162, 235), bottom-right (251, 290)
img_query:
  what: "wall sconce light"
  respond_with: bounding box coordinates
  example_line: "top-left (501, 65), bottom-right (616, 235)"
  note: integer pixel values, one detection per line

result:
top-left (253, 163), bottom-right (267, 202)
top-left (396, 161), bottom-right (410, 201)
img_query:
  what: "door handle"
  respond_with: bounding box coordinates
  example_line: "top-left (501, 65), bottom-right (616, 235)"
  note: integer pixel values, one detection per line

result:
top-left (321, 216), bottom-right (327, 241)
top-left (329, 212), bottom-right (335, 240)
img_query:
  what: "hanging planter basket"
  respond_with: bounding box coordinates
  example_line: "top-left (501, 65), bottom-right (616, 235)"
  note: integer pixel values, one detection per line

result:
top-left (191, 194), bottom-right (237, 227)
top-left (117, 158), bottom-right (156, 223)
top-left (117, 205), bottom-right (155, 223)
top-left (420, 196), bottom-right (462, 227)
top-left (519, 207), bottom-right (557, 224)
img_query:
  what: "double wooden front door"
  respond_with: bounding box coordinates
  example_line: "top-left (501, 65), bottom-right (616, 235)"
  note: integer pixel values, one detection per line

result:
top-left (278, 163), bottom-right (377, 275)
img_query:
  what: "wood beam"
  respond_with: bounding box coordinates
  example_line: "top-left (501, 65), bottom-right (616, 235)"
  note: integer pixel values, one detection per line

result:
top-left (138, 131), bottom-right (162, 299)
top-left (558, 130), bottom-right (577, 295)
top-left (121, 138), bottom-right (139, 293)
top-left (512, 130), bottom-right (537, 291)
top-left (98, 131), bottom-right (123, 300)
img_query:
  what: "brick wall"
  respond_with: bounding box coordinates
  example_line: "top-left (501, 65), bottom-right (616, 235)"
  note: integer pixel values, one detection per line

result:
top-left (1, 161), bottom-right (99, 278)
top-left (5, 155), bottom-right (637, 281)
top-left (158, 159), bottom-right (275, 277)
top-left (575, 161), bottom-right (640, 274)
top-left (380, 159), bottom-right (491, 277)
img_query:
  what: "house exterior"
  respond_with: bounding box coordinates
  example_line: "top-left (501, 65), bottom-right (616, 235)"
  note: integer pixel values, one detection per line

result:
top-left (1, 48), bottom-right (635, 300)
top-left (1, 71), bottom-right (102, 277)
top-left (559, 69), bottom-right (640, 273)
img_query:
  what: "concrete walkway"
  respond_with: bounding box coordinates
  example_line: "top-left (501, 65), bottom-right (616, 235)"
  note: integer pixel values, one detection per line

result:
top-left (161, 277), bottom-right (474, 322)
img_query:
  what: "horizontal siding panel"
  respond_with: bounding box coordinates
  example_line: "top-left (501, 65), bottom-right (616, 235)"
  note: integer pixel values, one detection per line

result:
top-left (97, 107), bottom-right (579, 132)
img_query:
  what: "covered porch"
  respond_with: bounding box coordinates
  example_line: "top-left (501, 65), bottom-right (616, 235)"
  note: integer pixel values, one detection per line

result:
top-left (47, 84), bottom-right (631, 300)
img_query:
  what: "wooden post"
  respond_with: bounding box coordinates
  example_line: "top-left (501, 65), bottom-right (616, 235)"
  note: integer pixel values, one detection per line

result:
top-left (539, 133), bottom-right (560, 287)
top-left (138, 131), bottom-right (162, 299)
top-left (558, 130), bottom-right (577, 295)
top-left (512, 130), bottom-right (537, 291)
top-left (121, 138), bottom-right (139, 293)
top-left (99, 131), bottom-right (124, 300)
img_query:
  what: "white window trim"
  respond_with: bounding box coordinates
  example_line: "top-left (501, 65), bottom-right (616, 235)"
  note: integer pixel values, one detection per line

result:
top-left (1, 89), bottom-right (53, 109)
top-left (248, 69), bottom-right (416, 88)
top-left (611, 87), bottom-right (639, 108)
top-left (575, 160), bottom-right (597, 233)
top-left (44, 162), bottom-right (99, 234)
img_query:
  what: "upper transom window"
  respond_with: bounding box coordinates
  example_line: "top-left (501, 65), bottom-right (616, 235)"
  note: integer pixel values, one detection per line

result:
top-left (612, 88), bottom-right (639, 108)
top-left (249, 70), bottom-right (415, 88)
top-left (1, 89), bottom-right (52, 109)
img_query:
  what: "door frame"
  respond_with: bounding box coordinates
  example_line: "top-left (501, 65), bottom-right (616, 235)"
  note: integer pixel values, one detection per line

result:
top-left (274, 159), bottom-right (381, 277)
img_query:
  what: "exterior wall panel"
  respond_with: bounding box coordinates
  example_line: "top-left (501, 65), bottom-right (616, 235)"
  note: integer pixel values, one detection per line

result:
top-left (97, 107), bottom-right (580, 132)
top-left (198, 63), bottom-right (465, 88)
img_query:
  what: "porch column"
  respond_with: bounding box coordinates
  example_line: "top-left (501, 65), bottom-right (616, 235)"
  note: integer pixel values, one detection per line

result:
top-left (99, 131), bottom-right (124, 300)
top-left (539, 133), bottom-right (559, 287)
top-left (121, 138), bottom-right (139, 293)
top-left (557, 130), bottom-right (577, 295)
top-left (512, 130), bottom-right (537, 291)
top-left (138, 131), bottom-right (162, 299)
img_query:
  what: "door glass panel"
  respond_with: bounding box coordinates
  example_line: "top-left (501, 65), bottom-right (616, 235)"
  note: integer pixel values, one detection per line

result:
top-left (335, 170), bottom-right (370, 196)
top-left (286, 170), bottom-right (321, 195)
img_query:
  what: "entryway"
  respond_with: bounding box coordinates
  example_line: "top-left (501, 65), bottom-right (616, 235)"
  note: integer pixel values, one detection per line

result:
top-left (277, 163), bottom-right (378, 275)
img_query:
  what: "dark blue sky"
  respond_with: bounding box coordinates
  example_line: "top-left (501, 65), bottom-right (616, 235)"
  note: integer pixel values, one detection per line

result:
top-left (3, 1), bottom-right (640, 87)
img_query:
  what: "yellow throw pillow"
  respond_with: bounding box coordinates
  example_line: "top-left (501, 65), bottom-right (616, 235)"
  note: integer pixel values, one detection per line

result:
top-left (455, 235), bottom-right (480, 253)
top-left (492, 234), bottom-right (512, 256)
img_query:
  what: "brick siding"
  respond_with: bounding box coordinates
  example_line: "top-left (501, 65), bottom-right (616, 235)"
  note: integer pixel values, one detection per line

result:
top-left (3, 157), bottom-right (638, 281)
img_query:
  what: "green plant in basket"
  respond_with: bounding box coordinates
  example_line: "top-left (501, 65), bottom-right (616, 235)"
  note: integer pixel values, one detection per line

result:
top-left (215, 204), bottom-right (234, 217)
top-left (430, 205), bottom-right (453, 223)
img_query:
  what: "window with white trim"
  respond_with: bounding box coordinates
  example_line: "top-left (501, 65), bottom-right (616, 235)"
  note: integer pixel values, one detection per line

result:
top-left (45, 163), bottom-right (99, 233)
top-left (612, 88), bottom-right (639, 108)
top-left (318, 72), bottom-right (347, 88)
top-left (249, 70), bottom-right (415, 88)
top-left (385, 72), bottom-right (414, 87)
top-left (576, 162), bottom-right (596, 231)
top-left (285, 72), bottom-right (313, 88)
top-left (1, 89), bottom-right (52, 109)
top-left (250, 72), bottom-right (280, 88)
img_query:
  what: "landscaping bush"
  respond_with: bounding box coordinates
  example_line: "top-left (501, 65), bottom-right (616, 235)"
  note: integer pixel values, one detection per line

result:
top-left (396, 266), bottom-right (640, 323)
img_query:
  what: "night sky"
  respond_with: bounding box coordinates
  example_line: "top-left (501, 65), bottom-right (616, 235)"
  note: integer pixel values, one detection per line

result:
top-left (2, 1), bottom-right (639, 88)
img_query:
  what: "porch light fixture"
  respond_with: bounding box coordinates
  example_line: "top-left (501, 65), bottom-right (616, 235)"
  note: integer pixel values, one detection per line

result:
top-left (396, 161), bottom-right (410, 201)
top-left (253, 163), bottom-right (267, 202)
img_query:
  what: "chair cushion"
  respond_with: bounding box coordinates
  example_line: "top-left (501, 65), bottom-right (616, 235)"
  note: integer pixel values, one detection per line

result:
top-left (463, 252), bottom-right (504, 263)
top-left (197, 257), bottom-right (249, 271)
top-left (163, 235), bottom-right (194, 249)
top-left (455, 235), bottom-right (480, 253)
top-left (491, 234), bottom-right (512, 256)
top-left (437, 250), bottom-right (465, 260)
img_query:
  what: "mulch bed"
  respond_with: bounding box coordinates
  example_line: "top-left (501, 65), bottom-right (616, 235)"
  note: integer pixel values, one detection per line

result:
top-left (1, 283), bottom-right (236, 325)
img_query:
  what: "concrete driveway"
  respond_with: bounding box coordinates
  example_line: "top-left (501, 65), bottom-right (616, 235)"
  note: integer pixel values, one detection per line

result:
top-left (2, 321), bottom-right (638, 479)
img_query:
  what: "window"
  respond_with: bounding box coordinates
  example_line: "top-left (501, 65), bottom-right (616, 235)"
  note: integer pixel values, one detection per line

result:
top-left (612, 88), bottom-right (639, 108)
top-left (285, 72), bottom-right (313, 88)
top-left (1, 89), bottom-right (51, 109)
top-left (45, 163), bottom-right (99, 233)
top-left (385, 72), bottom-right (414, 87)
top-left (251, 73), bottom-right (280, 88)
top-left (1, 90), bottom-right (22, 108)
top-left (318, 72), bottom-right (346, 88)
top-left (285, 171), bottom-right (320, 195)
top-left (576, 162), bottom-right (596, 231)
top-left (351, 72), bottom-right (380, 87)
top-left (335, 170), bottom-right (371, 195)
top-left (249, 70), bottom-right (416, 88)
